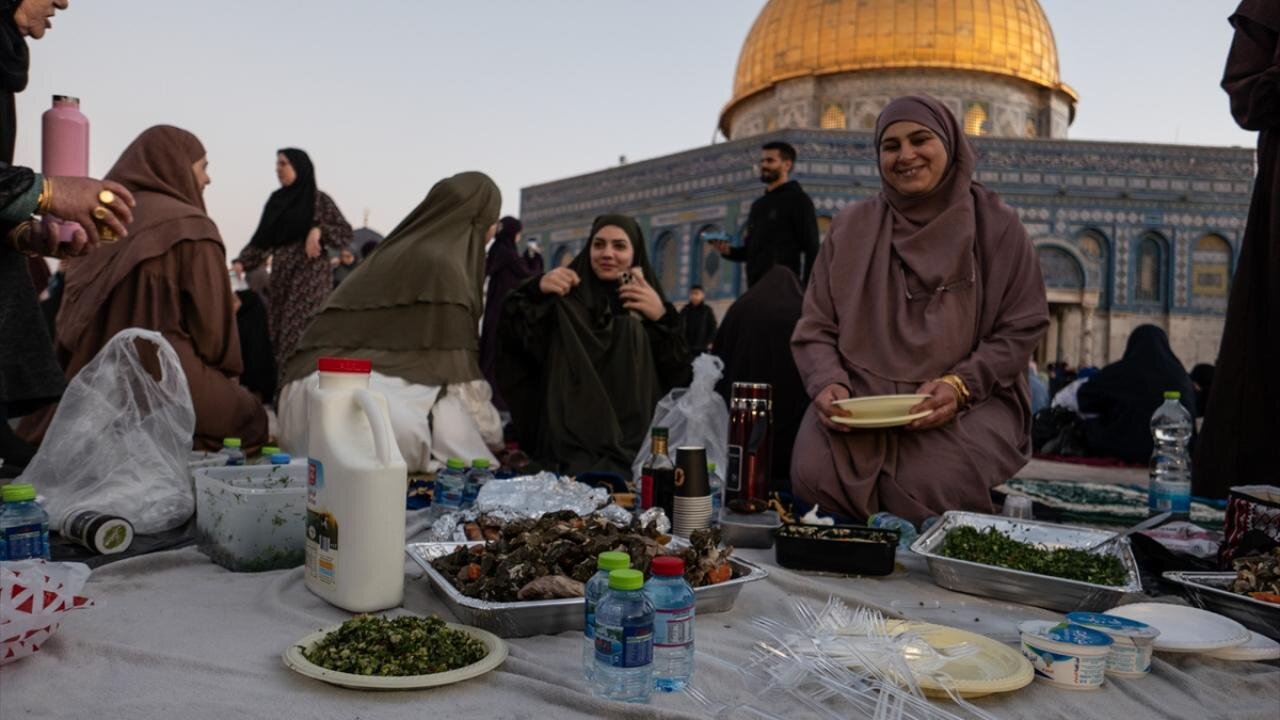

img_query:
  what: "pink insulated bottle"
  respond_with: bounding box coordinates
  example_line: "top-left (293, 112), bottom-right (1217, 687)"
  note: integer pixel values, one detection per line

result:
top-left (41, 95), bottom-right (90, 244)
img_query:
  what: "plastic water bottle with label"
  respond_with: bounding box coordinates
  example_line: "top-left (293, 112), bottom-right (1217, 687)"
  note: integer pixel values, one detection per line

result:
top-left (434, 458), bottom-right (469, 517)
top-left (464, 458), bottom-right (494, 507)
top-left (593, 569), bottom-right (654, 703)
top-left (219, 437), bottom-right (245, 466)
top-left (646, 556), bottom-right (695, 691)
top-left (0, 484), bottom-right (51, 561)
top-left (583, 551), bottom-right (630, 683)
top-left (1149, 391), bottom-right (1193, 521)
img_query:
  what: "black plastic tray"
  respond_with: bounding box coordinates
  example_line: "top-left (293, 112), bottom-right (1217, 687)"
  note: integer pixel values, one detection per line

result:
top-left (774, 523), bottom-right (899, 576)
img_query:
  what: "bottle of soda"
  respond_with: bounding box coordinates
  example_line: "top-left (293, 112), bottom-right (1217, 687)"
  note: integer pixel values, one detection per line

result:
top-left (593, 568), bottom-right (654, 703)
top-left (583, 551), bottom-right (631, 683)
top-left (1149, 391), bottom-right (1193, 521)
top-left (646, 556), bottom-right (695, 692)
top-left (639, 428), bottom-right (675, 519)
top-left (0, 484), bottom-right (51, 561)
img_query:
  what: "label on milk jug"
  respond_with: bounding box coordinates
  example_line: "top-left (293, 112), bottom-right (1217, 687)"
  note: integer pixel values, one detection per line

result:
top-left (305, 460), bottom-right (338, 586)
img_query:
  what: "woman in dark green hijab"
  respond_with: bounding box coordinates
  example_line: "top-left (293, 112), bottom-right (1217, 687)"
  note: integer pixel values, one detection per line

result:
top-left (498, 213), bottom-right (693, 477)
top-left (276, 171), bottom-right (505, 472)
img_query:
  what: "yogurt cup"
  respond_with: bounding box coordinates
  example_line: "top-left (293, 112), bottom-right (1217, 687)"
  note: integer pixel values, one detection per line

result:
top-left (1018, 620), bottom-right (1113, 690)
top-left (1066, 612), bottom-right (1161, 678)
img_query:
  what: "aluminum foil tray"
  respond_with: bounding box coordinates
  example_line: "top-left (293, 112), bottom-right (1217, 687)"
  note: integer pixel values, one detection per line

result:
top-left (1163, 571), bottom-right (1280, 640)
top-left (406, 541), bottom-right (768, 638)
top-left (910, 511), bottom-right (1143, 612)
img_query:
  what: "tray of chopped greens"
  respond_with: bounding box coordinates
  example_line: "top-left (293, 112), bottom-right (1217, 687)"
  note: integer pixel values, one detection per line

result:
top-left (910, 511), bottom-right (1143, 612)
top-left (282, 614), bottom-right (507, 690)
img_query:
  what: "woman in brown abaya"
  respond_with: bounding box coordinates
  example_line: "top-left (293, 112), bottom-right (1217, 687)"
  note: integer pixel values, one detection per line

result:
top-left (790, 96), bottom-right (1049, 525)
top-left (21, 125), bottom-right (268, 451)
top-left (1194, 0), bottom-right (1280, 497)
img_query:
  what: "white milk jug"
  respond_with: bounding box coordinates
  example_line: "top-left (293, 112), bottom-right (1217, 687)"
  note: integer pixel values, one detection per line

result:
top-left (304, 358), bottom-right (407, 612)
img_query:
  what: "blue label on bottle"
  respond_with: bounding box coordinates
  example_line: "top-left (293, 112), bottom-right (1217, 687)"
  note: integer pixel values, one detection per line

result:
top-left (654, 604), bottom-right (695, 648)
top-left (584, 598), bottom-right (596, 640)
top-left (3, 523), bottom-right (48, 560)
top-left (595, 620), bottom-right (653, 668)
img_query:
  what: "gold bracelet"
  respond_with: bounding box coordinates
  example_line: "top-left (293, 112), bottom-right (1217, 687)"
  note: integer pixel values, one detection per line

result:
top-left (36, 176), bottom-right (53, 215)
top-left (939, 374), bottom-right (971, 407)
top-left (7, 221), bottom-right (40, 257)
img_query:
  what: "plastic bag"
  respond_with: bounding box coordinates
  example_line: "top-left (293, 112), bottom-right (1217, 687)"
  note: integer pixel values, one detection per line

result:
top-left (1, 560), bottom-right (93, 665)
top-left (631, 353), bottom-right (729, 481)
top-left (21, 328), bottom-right (196, 534)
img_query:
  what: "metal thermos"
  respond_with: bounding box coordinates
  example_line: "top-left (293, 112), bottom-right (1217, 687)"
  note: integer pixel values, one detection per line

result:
top-left (725, 382), bottom-right (772, 513)
top-left (41, 95), bottom-right (89, 244)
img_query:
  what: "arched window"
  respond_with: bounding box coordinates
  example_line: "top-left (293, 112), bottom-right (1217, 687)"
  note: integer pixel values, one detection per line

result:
top-left (552, 244), bottom-right (574, 269)
top-left (820, 103), bottom-right (847, 130)
top-left (695, 224), bottom-right (724, 296)
top-left (1036, 246), bottom-right (1085, 290)
top-left (653, 231), bottom-right (681, 294)
top-left (817, 215), bottom-right (833, 243)
top-left (1134, 235), bottom-right (1165, 304)
top-left (963, 101), bottom-right (990, 136)
top-left (1192, 234), bottom-right (1232, 302)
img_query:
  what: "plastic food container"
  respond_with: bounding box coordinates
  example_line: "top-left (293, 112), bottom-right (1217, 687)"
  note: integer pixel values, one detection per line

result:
top-left (774, 523), bottom-right (899, 576)
top-left (720, 510), bottom-right (780, 549)
top-left (1018, 620), bottom-right (1113, 690)
top-left (1066, 612), bottom-right (1161, 677)
top-left (194, 463), bottom-right (307, 572)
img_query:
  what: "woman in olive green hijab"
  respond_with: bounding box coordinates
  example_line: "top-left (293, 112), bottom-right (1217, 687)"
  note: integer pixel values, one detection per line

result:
top-left (276, 171), bottom-right (503, 472)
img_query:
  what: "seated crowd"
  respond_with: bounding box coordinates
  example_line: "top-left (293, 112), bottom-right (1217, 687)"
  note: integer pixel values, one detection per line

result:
top-left (4, 95), bottom-right (1221, 521)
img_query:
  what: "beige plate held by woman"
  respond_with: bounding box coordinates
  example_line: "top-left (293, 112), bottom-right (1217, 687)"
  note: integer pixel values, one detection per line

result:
top-left (832, 394), bottom-right (930, 428)
top-left (282, 621), bottom-right (508, 690)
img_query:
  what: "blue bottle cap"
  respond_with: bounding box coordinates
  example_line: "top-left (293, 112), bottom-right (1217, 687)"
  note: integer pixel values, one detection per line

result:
top-left (270, 453), bottom-right (292, 465)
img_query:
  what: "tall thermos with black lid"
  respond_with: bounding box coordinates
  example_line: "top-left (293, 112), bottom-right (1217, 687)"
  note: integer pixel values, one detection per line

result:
top-left (725, 382), bottom-right (772, 514)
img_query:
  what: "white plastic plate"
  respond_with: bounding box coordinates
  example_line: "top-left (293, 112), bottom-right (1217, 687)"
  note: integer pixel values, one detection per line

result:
top-left (1107, 603), bottom-right (1250, 653)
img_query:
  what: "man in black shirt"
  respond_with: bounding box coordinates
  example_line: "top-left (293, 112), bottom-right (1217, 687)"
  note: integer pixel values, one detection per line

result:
top-left (714, 141), bottom-right (820, 287)
top-left (679, 284), bottom-right (717, 352)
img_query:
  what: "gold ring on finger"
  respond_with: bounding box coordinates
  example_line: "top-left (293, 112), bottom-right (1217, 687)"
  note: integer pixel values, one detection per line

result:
top-left (100, 227), bottom-right (118, 243)
top-left (98, 190), bottom-right (116, 205)
top-left (92, 205), bottom-right (110, 221)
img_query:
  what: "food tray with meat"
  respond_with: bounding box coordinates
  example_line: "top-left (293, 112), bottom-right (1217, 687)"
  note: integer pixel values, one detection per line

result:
top-left (405, 512), bottom-right (766, 637)
top-left (1163, 548), bottom-right (1280, 640)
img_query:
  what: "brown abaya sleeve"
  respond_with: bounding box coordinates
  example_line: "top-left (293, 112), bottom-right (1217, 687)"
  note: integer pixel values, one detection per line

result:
top-left (791, 236), bottom-right (851, 398)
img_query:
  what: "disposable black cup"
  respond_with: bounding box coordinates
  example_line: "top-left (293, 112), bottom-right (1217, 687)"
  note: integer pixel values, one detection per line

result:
top-left (675, 446), bottom-right (710, 498)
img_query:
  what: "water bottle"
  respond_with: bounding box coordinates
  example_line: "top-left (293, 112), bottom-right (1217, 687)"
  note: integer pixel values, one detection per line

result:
top-left (583, 551), bottom-right (631, 683)
top-left (646, 556), bottom-right (695, 691)
top-left (868, 512), bottom-right (918, 549)
top-left (42, 95), bottom-right (89, 246)
top-left (1, 484), bottom-right (51, 560)
top-left (464, 458), bottom-right (494, 507)
top-left (708, 463), bottom-right (723, 524)
top-left (593, 569), bottom-right (654, 703)
top-left (270, 453), bottom-right (292, 465)
top-left (252, 445), bottom-right (282, 464)
top-left (0, 497), bottom-right (7, 561)
top-left (1149, 391), bottom-right (1193, 521)
top-left (219, 437), bottom-right (245, 466)
top-left (433, 458), bottom-right (468, 517)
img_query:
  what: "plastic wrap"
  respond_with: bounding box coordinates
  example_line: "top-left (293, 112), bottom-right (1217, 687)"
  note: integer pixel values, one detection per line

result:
top-left (1, 560), bottom-right (94, 665)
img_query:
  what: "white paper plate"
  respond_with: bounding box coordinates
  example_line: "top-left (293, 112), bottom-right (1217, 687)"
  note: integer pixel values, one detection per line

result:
top-left (1107, 603), bottom-right (1251, 653)
top-left (832, 410), bottom-right (932, 429)
top-left (1205, 631), bottom-right (1280, 662)
top-left (283, 621), bottom-right (507, 690)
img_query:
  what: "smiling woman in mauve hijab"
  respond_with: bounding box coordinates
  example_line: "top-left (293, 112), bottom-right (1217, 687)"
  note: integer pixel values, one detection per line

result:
top-left (790, 95), bottom-right (1050, 525)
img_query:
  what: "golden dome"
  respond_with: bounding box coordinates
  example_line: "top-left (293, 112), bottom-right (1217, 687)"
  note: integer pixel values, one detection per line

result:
top-left (723, 0), bottom-right (1073, 133)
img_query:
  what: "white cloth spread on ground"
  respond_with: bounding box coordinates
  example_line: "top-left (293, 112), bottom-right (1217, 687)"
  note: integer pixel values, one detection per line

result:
top-left (278, 371), bottom-right (500, 473)
top-left (4, 520), bottom-right (1277, 720)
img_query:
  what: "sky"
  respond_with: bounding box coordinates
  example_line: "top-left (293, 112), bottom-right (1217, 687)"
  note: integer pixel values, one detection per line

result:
top-left (12, 1), bottom-right (1255, 260)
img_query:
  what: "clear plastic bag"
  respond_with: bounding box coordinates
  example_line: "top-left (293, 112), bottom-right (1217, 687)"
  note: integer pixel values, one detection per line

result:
top-left (20, 329), bottom-right (196, 534)
top-left (631, 353), bottom-right (729, 480)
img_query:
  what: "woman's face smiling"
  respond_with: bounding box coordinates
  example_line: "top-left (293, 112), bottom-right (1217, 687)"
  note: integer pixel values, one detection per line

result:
top-left (879, 121), bottom-right (949, 197)
top-left (589, 225), bottom-right (634, 282)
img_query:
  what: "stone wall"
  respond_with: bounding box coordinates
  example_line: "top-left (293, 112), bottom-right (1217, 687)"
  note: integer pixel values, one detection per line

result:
top-left (725, 69), bottom-right (1073, 140)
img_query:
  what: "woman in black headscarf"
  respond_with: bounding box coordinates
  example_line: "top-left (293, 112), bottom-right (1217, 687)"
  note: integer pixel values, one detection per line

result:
top-left (1078, 325), bottom-right (1196, 464)
top-left (498, 214), bottom-right (693, 476)
top-left (479, 215), bottom-right (533, 408)
top-left (236, 148), bottom-right (352, 383)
